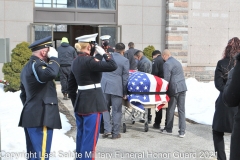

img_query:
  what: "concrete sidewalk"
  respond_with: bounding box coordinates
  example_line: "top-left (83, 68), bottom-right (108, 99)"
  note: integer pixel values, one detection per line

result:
top-left (56, 82), bottom-right (230, 160)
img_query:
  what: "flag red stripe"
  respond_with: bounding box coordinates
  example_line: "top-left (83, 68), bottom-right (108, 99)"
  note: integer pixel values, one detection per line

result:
top-left (153, 75), bottom-right (162, 102)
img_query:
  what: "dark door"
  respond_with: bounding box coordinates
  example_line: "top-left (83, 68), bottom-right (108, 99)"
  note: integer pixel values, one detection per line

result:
top-left (70, 25), bottom-right (98, 47)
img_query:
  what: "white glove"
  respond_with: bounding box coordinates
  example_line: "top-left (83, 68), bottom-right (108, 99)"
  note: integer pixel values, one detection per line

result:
top-left (95, 46), bottom-right (106, 56)
top-left (47, 47), bottom-right (58, 58)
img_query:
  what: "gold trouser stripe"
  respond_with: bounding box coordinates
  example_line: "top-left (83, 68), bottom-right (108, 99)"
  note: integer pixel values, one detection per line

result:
top-left (41, 126), bottom-right (47, 160)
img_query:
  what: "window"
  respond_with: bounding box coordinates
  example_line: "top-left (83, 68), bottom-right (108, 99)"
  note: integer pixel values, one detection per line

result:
top-left (77, 0), bottom-right (98, 9)
top-left (35, 0), bottom-right (116, 9)
top-left (35, 0), bottom-right (51, 7)
top-left (52, 0), bottom-right (75, 8)
top-left (100, 27), bottom-right (116, 48)
top-left (100, 0), bottom-right (115, 10)
top-left (54, 25), bottom-right (68, 32)
top-left (34, 25), bottom-right (52, 41)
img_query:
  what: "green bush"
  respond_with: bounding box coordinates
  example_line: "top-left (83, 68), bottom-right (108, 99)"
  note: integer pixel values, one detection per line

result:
top-left (143, 45), bottom-right (155, 61)
top-left (2, 42), bottom-right (32, 92)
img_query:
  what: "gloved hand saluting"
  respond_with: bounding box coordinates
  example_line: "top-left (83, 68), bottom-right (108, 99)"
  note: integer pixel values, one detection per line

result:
top-left (95, 46), bottom-right (106, 56)
top-left (47, 47), bottom-right (58, 58)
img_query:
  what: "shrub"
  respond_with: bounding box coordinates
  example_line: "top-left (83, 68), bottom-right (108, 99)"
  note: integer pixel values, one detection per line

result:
top-left (143, 45), bottom-right (155, 61)
top-left (2, 42), bottom-right (32, 92)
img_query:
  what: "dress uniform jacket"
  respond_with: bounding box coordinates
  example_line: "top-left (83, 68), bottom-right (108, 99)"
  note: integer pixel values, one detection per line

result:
top-left (19, 56), bottom-right (62, 129)
top-left (68, 53), bottom-right (117, 114)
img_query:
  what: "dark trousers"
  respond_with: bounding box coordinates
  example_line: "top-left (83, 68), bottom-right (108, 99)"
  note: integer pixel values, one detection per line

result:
top-left (212, 130), bottom-right (226, 160)
top-left (103, 94), bottom-right (122, 135)
top-left (75, 113), bottom-right (101, 160)
top-left (148, 108), bottom-right (151, 121)
top-left (154, 108), bottom-right (167, 126)
top-left (165, 91), bottom-right (186, 134)
top-left (24, 127), bottom-right (53, 160)
top-left (59, 66), bottom-right (71, 94)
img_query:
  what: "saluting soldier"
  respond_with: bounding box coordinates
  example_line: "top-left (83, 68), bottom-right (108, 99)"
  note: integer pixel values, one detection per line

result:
top-left (19, 36), bottom-right (62, 160)
top-left (68, 33), bottom-right (117, 160)
top-left (100, 35), bottom-right (114, 53)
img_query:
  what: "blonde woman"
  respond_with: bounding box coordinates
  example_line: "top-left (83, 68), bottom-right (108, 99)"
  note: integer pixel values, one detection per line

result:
top-left (68, 33), bottom-right (117, 160)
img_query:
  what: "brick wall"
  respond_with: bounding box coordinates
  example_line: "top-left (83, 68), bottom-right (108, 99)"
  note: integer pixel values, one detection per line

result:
top-left (166, 0), bottom-right (215, 81)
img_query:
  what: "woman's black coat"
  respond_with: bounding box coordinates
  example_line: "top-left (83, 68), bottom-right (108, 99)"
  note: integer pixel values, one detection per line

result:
top-left (223, 56), bottom-right (240, 160)
top-left (212, 58), bottom-right (237, 132)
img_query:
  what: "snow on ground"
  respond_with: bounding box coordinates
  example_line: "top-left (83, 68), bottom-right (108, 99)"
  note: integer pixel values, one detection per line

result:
top-left (0, 84), bottom-right (75, 160)
top-left (184, 78), bottom-right (219, 125)
top-left (0, 78), bottom-right (219, 159)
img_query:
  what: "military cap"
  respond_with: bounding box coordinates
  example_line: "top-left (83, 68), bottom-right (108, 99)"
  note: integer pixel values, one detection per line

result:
top-left (75, 33), bottom-right (98, 43)
top-left (29, 36), bottom-right (52, 52)
top-left (100, 35), bottom-right (111, 40)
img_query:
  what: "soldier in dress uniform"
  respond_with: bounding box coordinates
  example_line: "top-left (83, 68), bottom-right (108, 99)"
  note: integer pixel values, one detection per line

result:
top-left (19, 36), bottom-right (62, 160)
top-left (68, 33), bottom-right (117, 160)
top-left (100, 35), bottom-right (114, 53)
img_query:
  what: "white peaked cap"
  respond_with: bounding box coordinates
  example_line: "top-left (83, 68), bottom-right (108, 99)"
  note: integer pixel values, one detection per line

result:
top-left (75, 33), bottom-right (98, 42)
top-left (100, 35), bottom-right (111, 40)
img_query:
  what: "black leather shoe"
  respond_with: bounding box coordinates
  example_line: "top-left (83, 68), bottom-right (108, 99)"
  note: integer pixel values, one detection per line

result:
top-left (148, 115), bottom-right (152, 124)
top-left (153, 123), bottom-right (160, 129)
top-left (102, 132), bottom-right (111, 138)
top-left (112, 134), bottom-right (121, 139)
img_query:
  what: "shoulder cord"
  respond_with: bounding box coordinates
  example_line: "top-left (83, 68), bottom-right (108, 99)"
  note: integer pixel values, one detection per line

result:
top-left (31, 60), bottom-right (48, 83)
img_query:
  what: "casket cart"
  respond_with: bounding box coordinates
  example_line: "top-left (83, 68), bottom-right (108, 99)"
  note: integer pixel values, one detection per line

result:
top-left (121, 71), bottom-right (169, 132)
top-left (122, 100), bottom-right (168, 132)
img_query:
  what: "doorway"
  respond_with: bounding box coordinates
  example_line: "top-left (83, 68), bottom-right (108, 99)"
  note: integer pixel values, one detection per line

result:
top-left (30, 24), bottom-right (122, 49)
top-left (54, 25), bottom-right (98, 48)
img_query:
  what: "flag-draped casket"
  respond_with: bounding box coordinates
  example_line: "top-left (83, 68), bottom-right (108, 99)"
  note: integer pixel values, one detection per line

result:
top-left (127, 71), bottom-right (170, 113)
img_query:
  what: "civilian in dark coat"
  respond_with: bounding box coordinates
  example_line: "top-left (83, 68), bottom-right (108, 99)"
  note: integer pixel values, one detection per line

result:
top-left (213, 37), bottom-right (240, 160)
top-left (151, 50), bottom-right (167, 129)
top-left (124, 42), bottom-right (138, 70)
top-left (57, 37), bottom-right (77, 100)
top-left (19, 36), bottom-right (61, 159)
top-left (222, 38), bottom-right (240, 160)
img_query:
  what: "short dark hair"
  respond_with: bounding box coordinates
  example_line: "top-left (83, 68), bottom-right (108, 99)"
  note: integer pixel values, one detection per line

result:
top-left (152, 50), bottom-right (161, 57)
top-left (134, 50), bottom-right (142, 56)
top-left (128, 42), bottom-right (134, 48)
top-left (115, 43), bottom-right (125, 52)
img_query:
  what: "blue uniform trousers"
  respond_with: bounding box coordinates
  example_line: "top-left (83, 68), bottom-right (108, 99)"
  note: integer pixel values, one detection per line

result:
top-left (24, 126), bottom-right (53, 160)
top-left (75, 113), bottom-right (101, 160)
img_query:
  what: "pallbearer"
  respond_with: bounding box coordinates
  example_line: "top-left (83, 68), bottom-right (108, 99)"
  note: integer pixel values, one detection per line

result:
top-left (68, 33), bottom-right (117, 160)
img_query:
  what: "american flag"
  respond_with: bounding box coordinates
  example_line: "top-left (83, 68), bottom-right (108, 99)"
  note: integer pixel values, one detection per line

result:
top-left (127, 71), bottom-right (170, 113)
